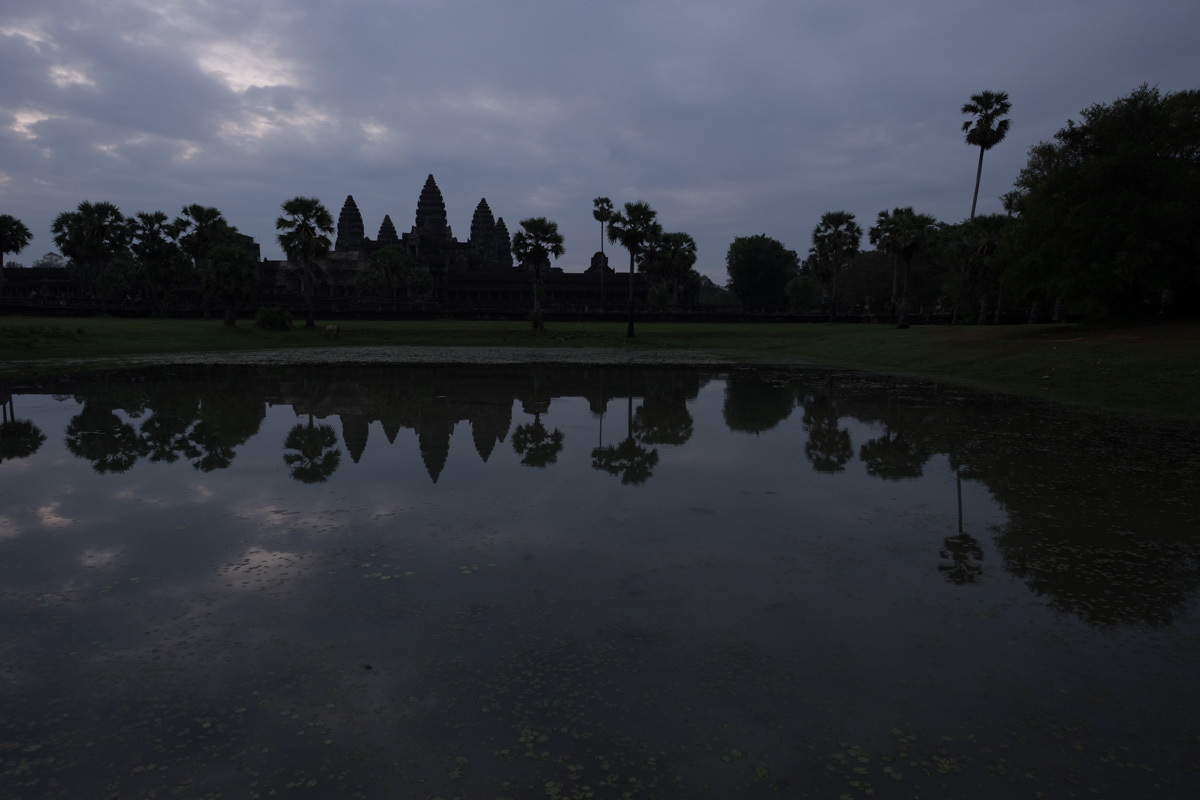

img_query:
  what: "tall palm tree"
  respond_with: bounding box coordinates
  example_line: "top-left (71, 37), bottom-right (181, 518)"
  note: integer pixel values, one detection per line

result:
top-left (592, 197), bottom-right (614, 310)
top-left (275, 197), bottom-right (334, 328)
top-left (868, 209), bottom-right (902, 322)
top-left (606, 201), bottom-right (662, 337)
top-left (592, 197), bottom-right (613, 254)
top-left (177, 204), bottom-right (233, 267)
top-left (870, 207), bottom-right (937, 328)
top-left (511, 216), bottom-right (565, 332)
top-left (809, 211), bottom-right (862, 323)
top-left (51, 201), bottom-right (128, 312)
top-left (962, 90), bottom-right (1012, 219)
top-left (0, 214), bottom-right (33, 296)
top-left (129, 210), bottom-right (188, 317)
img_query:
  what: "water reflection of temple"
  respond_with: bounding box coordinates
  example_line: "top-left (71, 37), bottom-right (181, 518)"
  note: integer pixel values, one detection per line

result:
top-left (264, 366), bottom-right (703, 483)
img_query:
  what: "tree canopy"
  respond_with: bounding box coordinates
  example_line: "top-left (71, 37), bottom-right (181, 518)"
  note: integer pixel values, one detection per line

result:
top-left (276, 197), bottom-right (334, 328)
top-left (0, 214), bottom-right (33, 295)
top-left (607, 201), bottom-right (662, 337)
top-left (809, 212), bottom-right (862, 321)
top-left (1008, 85), bottom-right (1200, 321)
top-left (512, 216), bottom-right (565, 331)
top-left (724, 234), bottom-right (799, 308)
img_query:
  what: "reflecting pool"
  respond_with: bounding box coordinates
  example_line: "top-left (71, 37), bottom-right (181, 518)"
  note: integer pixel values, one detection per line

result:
top-left (2, 364), bottom-right (1198, 798)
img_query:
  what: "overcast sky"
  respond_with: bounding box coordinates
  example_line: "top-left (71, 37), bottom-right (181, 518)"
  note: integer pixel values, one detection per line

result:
top-left (3, 0), bottom-right (1196, 282)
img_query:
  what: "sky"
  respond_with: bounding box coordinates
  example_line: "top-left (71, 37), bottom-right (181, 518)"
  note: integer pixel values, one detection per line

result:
top-left (2, 0), bottom-right (1197, 283)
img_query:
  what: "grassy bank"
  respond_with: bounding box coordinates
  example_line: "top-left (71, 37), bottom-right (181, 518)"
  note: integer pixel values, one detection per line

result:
top-left (2, 316), bottom-right (1198, 419)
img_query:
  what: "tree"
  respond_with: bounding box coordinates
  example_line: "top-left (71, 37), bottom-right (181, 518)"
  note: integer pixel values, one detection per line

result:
top-left (641, 231), bottom-right (698, 307)
top-left (51, 200), bottom-right (129, 311)
top-left (809, 211), bottom-right (862, 322)
top-left (724, 234), bottom-right (799, 308)
top-left (962, 90), bottom-right (1012, 219)
top-left (0, 214), bottom-right (33, 296)
top-left (511, 217), bottom-right (565, 332)
top-left (128, 211), bottom-right (189, 316)
top-left (592, 197), bottom-right (614, 310)
top-left (1009, 85), bottom-right (1200, 321)
top-left (1000, 190), bottom-right (1023, 218)
top-left (607, 201), bottom-right (662, 337)
top-left (869, 207), bottom-right (938, 328)
top-left (276, 197), bottom-right (334, 328)
top-left (592, 197), bottom-right (614, 255)
top-left (202, 240), bottom-right (260, 326)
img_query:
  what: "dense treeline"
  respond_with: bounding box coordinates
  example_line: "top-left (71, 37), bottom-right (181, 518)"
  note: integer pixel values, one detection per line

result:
top-left (725, 84), bottom-right (1200, 323)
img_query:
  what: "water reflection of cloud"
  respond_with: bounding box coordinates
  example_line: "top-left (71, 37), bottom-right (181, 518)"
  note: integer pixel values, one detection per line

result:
top-left (80, 547), bottom-right (122, 568)
top-left (217, 546), bottom-right (310, 592)
top-left (0, 515), bottom-right (19, 539)
top-left (37, 502), bottom-right (74, 528)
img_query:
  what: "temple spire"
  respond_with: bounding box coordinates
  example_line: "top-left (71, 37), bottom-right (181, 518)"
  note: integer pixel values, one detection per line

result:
top-left (414, 174), bottom-right (450, 238)
top-left (335, 195), bottom-right (365, 251)
top-left (377, 215), bottom-right (399, 247)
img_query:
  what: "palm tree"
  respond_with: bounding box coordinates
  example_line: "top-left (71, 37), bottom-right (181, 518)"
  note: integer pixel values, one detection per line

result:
top-left (51, 200), bottom-right (128, 311)
top-left (868, 209), bottom-right (902, 322)
top-left (177, 204), bottom-right (233, 267)
top-left (1000, 190), bottom-right (1023, 218)
top-left (592, 197), bottom-right (614, 254)
top-left (962, 90), bottom-right (1012, 219)
top-left (870, 207), bottom-right (937, 328)
top-left (0, 214), bottom-right (33, 296)
top-left (606, 201), bottom-right (662, 337)
top-left (809, 211), bottom-right (862, 322)
top-left (511, 217), bottom-right (565, 332)
top-left (640, 231), bottom-right (698, 307)
top-left (592, 197), bottom-right (614, 310)
top-left (129, 210), bottom-right (188, 316)
top-left (275, 197), bottom-right (334, 328)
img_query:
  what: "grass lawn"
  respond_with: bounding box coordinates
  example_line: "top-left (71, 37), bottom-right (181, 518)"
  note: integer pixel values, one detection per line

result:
top-left (2, 316), bottom-right (1198, 420)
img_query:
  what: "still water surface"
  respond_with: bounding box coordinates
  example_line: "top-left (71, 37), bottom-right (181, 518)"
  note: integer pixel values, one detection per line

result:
top-left (1, 364), bottom-right (1198, 798)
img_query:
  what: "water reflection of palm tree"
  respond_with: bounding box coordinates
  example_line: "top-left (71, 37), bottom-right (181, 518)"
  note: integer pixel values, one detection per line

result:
top-left (801, 393), bottom-right (852, 474)
top-left (0, 418), bottom-right (46, 464)
top-left (1, 390), bottom-right (46, 463)
top-left (938, 531), bottom-right (984, 584)
top-left (858, 394), bottom-right (931, 481)
top-left (592, 380), bottom-right (658, 486)
top-left (512, 414), bottom-right (564, 467)
top-left (189, 383), bottom-right (265, 472)
top-left (65, 403), bottom-right (147, 474)
top-left (283, 415), bottom-right (341, 483)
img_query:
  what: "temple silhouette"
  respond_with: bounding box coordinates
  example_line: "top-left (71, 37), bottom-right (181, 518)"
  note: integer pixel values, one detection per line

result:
top-left (260, 174), bottom-right (639, 308)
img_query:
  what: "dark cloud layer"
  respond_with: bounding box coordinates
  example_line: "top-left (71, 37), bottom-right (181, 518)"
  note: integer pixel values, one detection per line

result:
top-left (3, 0), bottom-right (1197, 280)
